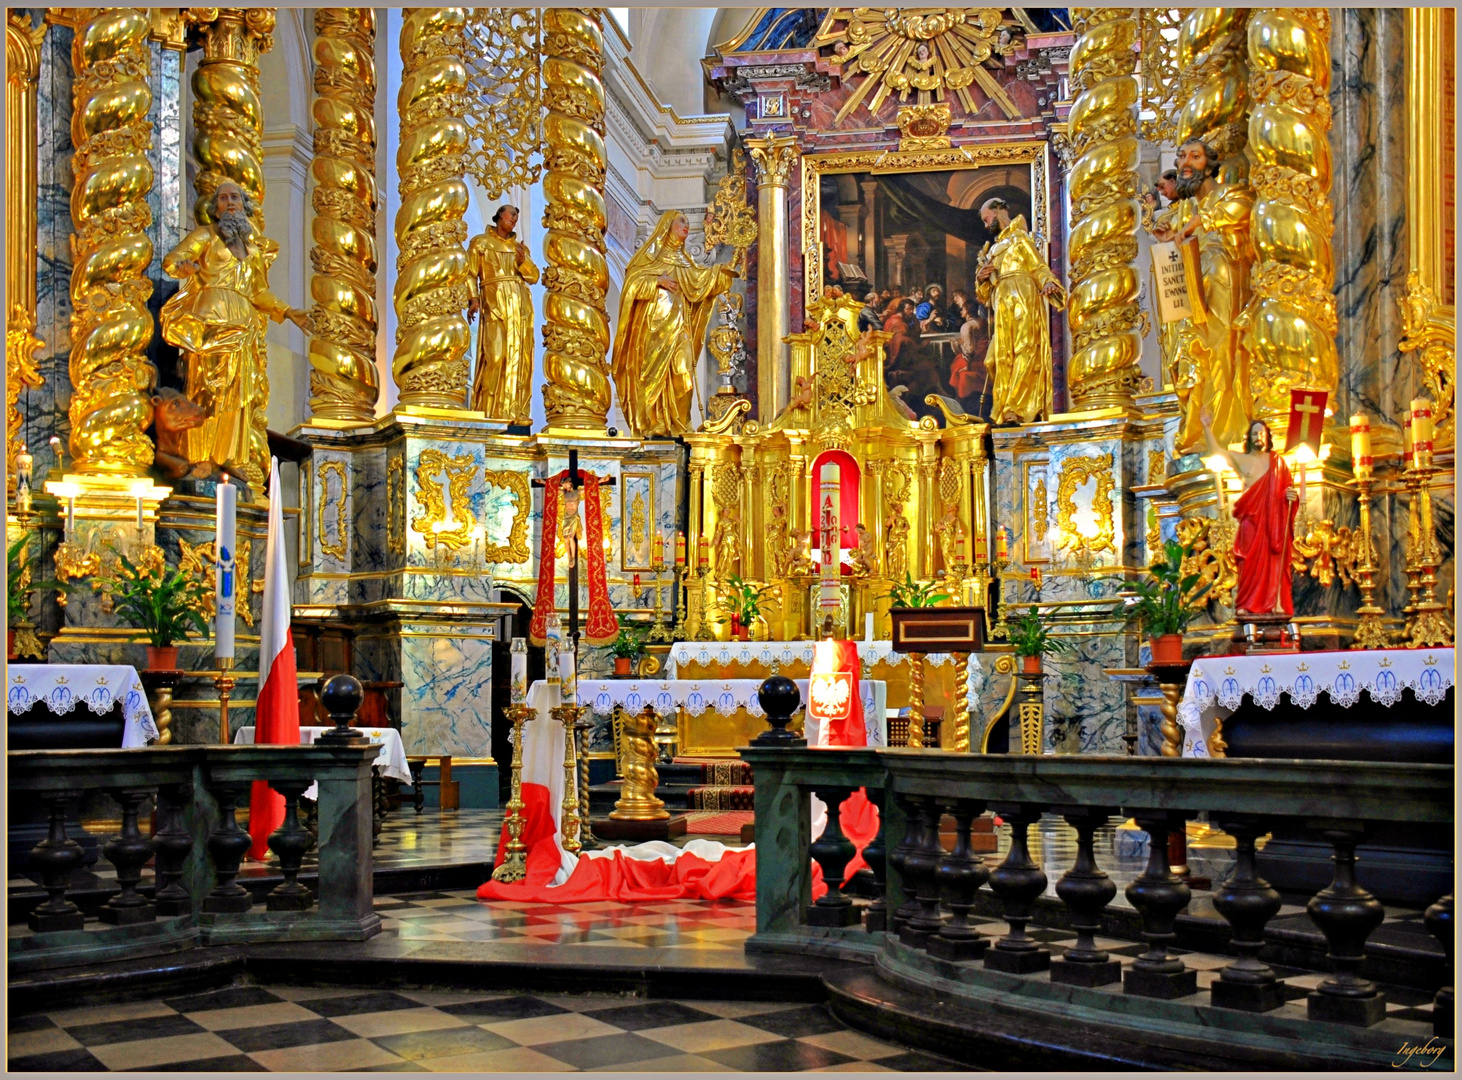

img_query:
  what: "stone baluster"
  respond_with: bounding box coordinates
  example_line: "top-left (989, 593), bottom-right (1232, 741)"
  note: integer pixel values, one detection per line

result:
top-left (861, 786), bottom-right (888, 933)
top-left (27, 790), bottom-right (86, 933)
top-left (1425, 894), bottom-right (1453, 1037)
top-left (99, 787), bottom-right (157, 925)
top-left (888, 792), bottom-right (924, 936)
top-left (1123, 812), bottom-right (1197, 998)
top-left (983, 805), bottom-right (1050, 973)
top-left (901, 798), bottom-right (946, 949)
top-left (1306, 827), bottom-right (1386, 1026)
top-left (1209, 815), bottom-right (1283, 1011)
top-left (808, 786), bottom-right (859, 927)
top-left (1049, 807), bottom-right (1120, 987)
top-left (929, 798), bottom-right (989, 962)
top-left (266, 778), bottom-right (316, 911)
top-left (152, 782), bottom-right (195, 917)
top-left (203, 780), bottom-right (255, 913)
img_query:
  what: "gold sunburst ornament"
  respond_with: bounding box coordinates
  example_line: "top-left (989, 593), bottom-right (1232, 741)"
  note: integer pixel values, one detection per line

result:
top-left (815, 7), bottom-right (1021, 124)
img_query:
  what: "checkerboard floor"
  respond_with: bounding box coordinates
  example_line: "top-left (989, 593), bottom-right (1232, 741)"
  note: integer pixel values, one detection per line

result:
top-left (7, 985), bottom-right (968, 1072)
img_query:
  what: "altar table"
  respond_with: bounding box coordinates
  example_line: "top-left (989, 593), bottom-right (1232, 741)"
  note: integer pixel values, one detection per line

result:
top-left (1178, 649), bottom-right (1455, 757)
top-left (234, 725), bottom-right (411, 800)
top-left (7, 664), bottom-right (156, 747)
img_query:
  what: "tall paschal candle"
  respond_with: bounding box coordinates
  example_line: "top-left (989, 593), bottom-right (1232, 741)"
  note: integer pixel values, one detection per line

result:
top-left (214, 475), bottom-right (237, 661)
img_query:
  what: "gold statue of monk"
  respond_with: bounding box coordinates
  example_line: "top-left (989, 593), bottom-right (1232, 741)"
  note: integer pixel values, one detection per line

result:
top-left (467, 204), bottom-right (539, 423)
top-left (1151, 139), bottom-right (1255, 455)
top-left (610, 211), bottom-right (735, 438)
top-left (161, 182), bottom-right (310, 487)
top-left (975, 198), bottom-right (1066, 425)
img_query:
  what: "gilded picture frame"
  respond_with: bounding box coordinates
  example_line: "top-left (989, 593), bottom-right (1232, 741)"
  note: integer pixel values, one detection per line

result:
top-left (620, 470), bottom-right (657, 572)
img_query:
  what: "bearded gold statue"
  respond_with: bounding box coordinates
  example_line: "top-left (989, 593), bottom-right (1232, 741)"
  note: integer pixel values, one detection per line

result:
top-left (161, 182), bottom-right (310, 487)
top-left (1151, 139), bottom-right (1255, 454)
top-left (976, 198), bottom-right (1066, 425)
top-left (610, 211), bottom-right (735, 438)
top-left (467, 204), bottom-right (539, 424)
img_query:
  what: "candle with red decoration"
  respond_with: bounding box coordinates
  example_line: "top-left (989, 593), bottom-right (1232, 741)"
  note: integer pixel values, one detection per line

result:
top-left (697, 534), bottom-right (709, 568)
top-left (1410, 398), bottom-right (1434, 468)
top-left (675, 531), bottom-right (686, 566)
top-left (996, 527), bottom-right (1008, 561)
top-left (1031, 566), bottom-right (1042, 590)
top-left (1349, 413), bottom-right (1372, 480)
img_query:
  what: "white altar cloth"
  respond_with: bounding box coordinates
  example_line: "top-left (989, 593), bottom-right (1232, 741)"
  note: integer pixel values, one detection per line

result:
top-left (234, 725), bottom-right (411, 800)
top-left (1179, 648), bottom-right (1455, 757)
top-left (666, 640), bottom-right (971, 677)
top-left (6, 664), bottom-right (157, 747)
top-left (575, 678), bottom-right (889, 747)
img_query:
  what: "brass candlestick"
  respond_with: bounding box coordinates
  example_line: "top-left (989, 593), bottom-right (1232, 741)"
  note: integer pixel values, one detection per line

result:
top-left (669, 565), bottom-right (689, 640)
top-left (1403, 461), bottom-right (1453, 647)
top-left (988, 556), bottom-right (1011, 640)
top-left (1349, 473), bottom-right (1389, 650)
top-left (491, 703), bottom-right (534, 883)
top-left (906, 651), bottom-right (926, 748)
top-left (693, 564), bottom-right (716, 641)
top-left (647, 563), bottom-right (672, 642)
top-left (215, 657), bottom-right (237, 744)
top-left (551, 703), bottom-right (584, 854)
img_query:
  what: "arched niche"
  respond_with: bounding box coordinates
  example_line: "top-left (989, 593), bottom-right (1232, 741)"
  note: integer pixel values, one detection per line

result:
top-left (808, 448), bottom-right (862, 555)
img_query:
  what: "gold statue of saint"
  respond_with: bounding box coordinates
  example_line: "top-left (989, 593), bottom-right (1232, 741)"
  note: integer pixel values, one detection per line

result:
top-left (1151, 139), bottom-right (1255, 455)
top-left (610, 211), bottom-right (735, 437)
top-left (467, 205), bottom-right (539, 423)
top-left (976, 198), bottom-right (1066, 425)
top-left (884, 506), bottom-right (910, 580)
top-left (161, 182), bottom-right (310, 487)
top-left (711, 506), bottom-right (741, 579)
top-left (766, 501), bottom-right (795, 579)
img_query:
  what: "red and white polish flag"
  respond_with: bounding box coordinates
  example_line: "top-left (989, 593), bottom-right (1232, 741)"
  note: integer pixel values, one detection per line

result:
top-left (248, 457), bottom-right (300, 860)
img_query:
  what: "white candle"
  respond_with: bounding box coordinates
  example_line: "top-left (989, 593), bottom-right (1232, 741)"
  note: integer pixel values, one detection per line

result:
top-left (510, 637), bottom-right (527, 704)
top-left (559, 645), bottom-right (576, 704)
top-left (214, 475), bottom-right (237, 661)
top-left (865, 611), bottom-right (874, 642)
top-left (819, 462), bottom-right (841, 616)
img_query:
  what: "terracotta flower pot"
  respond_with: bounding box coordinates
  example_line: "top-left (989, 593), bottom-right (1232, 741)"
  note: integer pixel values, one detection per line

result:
top-left (1149, 634), bottom-right (1185, 666)
top-left (613, 656), bottom-right (633, 677)
top-left (145, 645), bottom-right (180, 672)
top-left (1020, 654), bottom-right (1042, 675)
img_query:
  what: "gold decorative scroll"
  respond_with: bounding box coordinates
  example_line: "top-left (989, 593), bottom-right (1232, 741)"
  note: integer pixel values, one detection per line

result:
top-left (481, 468), bottom-right (531, 563)
top-left (184, 8), bottom-right (275, 228)
top-left (386, 453), bottom-right (405, 556)
top-left (1398, 273), bottom-right (1456, 449)
top-left (704, 147), bottom-right (757, 272)
top-left (1055, 453), bottom-right (1115, 556)
top-left (896, 102), bottom-right (952, 151)
top-left (462, 8), bottom-right (543, 199)
top-left (1176, 514), bottom-right (1236, 608)
top-left (179, 536), bottom-right (258, 626)
top-left (6, 11), bottom-right (45, 491)
top-left (1066, 8), bottom-right (1143, 411)
top-left (308, 8), bottom-right (379, 423)
top-left (1242, 8), bottom-right (1337, 427)
top-left (68, 8), bottom-right (157, 476)
top-left (317, 459), bottom-right (348, 561)
top-left (540, 7), bottom-right (611, 430)
top-left (814, 7), bottom-right (1021, 124)
top-left (412, 448), bottom-right (477, 551)
top-left (1137, 7), bottom-right (1188, 146)
top-left (393, 8), bottom-right (472, 409)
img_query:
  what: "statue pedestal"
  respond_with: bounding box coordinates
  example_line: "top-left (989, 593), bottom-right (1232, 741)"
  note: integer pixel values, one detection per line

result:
top-left (592, 816), bottom-right (689, 841)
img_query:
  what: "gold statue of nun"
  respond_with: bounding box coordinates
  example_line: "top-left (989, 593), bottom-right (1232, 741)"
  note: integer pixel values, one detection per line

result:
top-left (610, 211), bottom-right (735, 438)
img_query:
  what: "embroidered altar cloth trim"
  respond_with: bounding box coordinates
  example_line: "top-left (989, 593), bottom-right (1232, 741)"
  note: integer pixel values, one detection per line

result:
top-left (666, 641), bottom-right (966, 677)
top-left (1179, 648), bottom-right (1454, 757)
top-left (7, 664), bottom-right (156, 747)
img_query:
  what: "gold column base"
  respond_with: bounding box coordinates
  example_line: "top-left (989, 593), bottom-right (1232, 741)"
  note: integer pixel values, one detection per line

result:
top-left (491, 703), bottom-right (534, 883)
top-left (609, 705), bottom-right (669, 821)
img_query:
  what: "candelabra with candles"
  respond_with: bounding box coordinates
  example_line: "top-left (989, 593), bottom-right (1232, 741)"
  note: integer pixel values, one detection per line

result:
top-left (492, 702), bottom-right (535, 882)
top-left (1347, 414), bottom-right (1390, 650)
top-left (693, 534), bottom-right (715, 641)
top-left (987, 527), bottom-right (1013, 641)
top-left (647, 546), bottom-right (672, 643)
top-left (1402, 399), bottom-right (1453, 648)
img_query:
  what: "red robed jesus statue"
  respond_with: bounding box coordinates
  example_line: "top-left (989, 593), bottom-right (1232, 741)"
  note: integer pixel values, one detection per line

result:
top-left (1202, 409), bottom-right (1299, 617)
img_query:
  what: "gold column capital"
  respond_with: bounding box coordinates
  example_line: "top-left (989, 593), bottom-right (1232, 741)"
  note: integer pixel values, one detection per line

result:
top-left (183, 7), bottom-right (276, 66)
top-left (745, 132), bottom-right (799, 188)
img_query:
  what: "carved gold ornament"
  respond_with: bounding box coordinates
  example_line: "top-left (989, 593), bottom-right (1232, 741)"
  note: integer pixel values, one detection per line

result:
top-left (1291, 517), bottom-right (1355, 590)
top-left (68, 9), bottom-right (157, 476)
top-left (7, 309), bottom-right (42, 490)
top-left (815, 7), bottom-right (1020, 124)
top-left (1147, 448), bottom-right (1167, 484)
top-left (704, 147), bottom-right (758, 270)
top-left (1175, 8), bottom-right (1248, 168)
top-left (1055, 453), bottom-right (1116, 556)
top-left (1137, 7), bottom-right (1187, 146)
top-left (1065, 8), bottom-right (1144, 411)
top-left (184, 8), bottom-right (274, 225)
top-left (1032, 476), bottom-right (1049, 543)
top-left (386, 454), bottom-right (405, 556)
top-left (7, 12), bottom-right (45, 491)
top-left (463, 8), bottom-right (543, 199)
top-left (317, 459), bottom-right (348, 561)
top-left (412, 448), bottom-right (478, 551)
top-left (393, 8), bottom-right (472, 408)
top-left (896, 102), bottom-right (952, 151)
top-left (179, 535), bottom-right (258, 627)
top-left (1176, 515), bottom-right (1236, 608)
top-left (481, 468), bottom-right (531, 563)
top-left (1398, 272), bottom-right (1455, 448)
top-left (308, 8), bottom-right (380, 422)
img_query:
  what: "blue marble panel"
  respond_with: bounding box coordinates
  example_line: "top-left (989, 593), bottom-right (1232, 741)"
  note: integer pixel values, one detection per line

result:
top-left (398, 623), bottom-right (495, 757)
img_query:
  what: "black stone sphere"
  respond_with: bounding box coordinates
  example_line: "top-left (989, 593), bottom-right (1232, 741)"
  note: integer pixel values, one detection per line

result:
top-left (754, 675), bottom-right (805, 747)
top-left (316, 674), bottom-right (366, 742)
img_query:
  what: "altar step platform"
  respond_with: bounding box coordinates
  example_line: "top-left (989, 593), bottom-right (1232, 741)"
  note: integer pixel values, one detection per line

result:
top-left (588, 758), bottom-right (756, 816)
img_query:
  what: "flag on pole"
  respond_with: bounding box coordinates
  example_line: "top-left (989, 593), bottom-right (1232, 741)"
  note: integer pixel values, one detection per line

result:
top-left (1284, 389), bottom-right (1329, 454)
top-left (248, 457), bottom-right (299, 860)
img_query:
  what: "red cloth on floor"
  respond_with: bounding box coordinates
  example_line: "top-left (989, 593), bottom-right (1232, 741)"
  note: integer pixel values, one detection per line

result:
top-left (492, 783), bottom-right (557, 869)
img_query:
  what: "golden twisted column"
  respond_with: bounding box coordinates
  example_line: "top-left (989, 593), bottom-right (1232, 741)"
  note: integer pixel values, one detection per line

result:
top-left (392, 8), bottom-right (472, 409)
top-left (67, 8), bottom-right (157, 476)
top-left (1176, 9), bottom-right (1252, 182)
top-left (906, 653), bottom-right (925, 749)
top-left (7, 12), bottom-right (45, 491)
top-left (1065, 8), bottom-right (1143, 411)
top-left (308, 9), bottom-right (379, 422)
top-left (1243, 9), bottom-right (1337, 427)
top-left (540, 7), bottom-right (611, 431)
top-left (950, 652), bottom-right (971, 752)
top-left (184, 8), bottom-right (273, 227)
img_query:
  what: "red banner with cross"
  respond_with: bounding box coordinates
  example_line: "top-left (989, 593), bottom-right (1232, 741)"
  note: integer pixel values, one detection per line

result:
top-left (1284, 389), bottom-right (1328, 454)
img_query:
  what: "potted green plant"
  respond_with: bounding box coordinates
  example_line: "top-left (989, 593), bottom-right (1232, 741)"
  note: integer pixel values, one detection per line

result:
top-left (1124, 538), bottom-right (1210, 666)
top-left (1008, 606), bottom-right (1071, 674)
top-left (718, 575), bottom-right (775, 641)
top-left (97, 548), bottom-right (211, 671)
top-left (608, 625), bottom-right (646, 677)
top-left (883, 572), bottom-right (951, 610)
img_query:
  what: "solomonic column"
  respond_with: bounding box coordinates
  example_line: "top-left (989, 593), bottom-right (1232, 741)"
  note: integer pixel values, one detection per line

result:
top-left (1065, 9), bottom-right (1143, 412)
top-left (1244, 8), bottom-right (1338, 428)
top-left (540, 8), bottom-right (612, 432)
top-left (745, 134), bottom-right (798, 422)
top-left (308, 8), bottom-right (380, 423)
